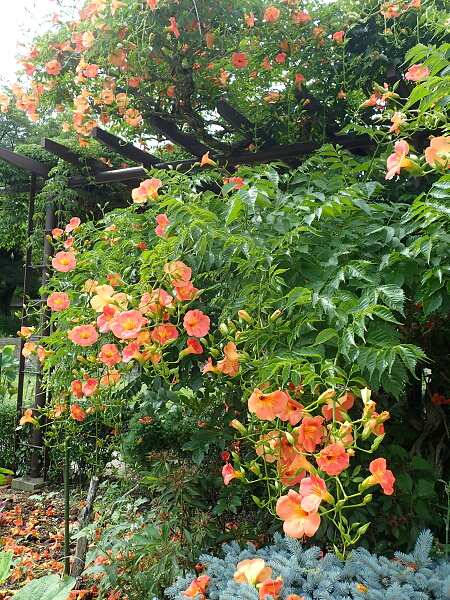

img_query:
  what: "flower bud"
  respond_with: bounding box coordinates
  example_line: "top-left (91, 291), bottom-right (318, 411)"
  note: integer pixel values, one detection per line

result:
top-left (285, 431), bottom-right (296, 446)
top-left (219, 323), bottom-right (229, 335)
top-left (250, 462), bottom-right (260, 475)
top-left (317, 389), bottom-right (335, 403)
top-left (230, 419), bottom-right (247, 435)
top-left (357, 523), bottom-right (370, 535)
top-left (238, 310), bottom-right (254, 324)
top-left (370, 434), bottom-right (385, 451)
top-left (360, 388), bottom-right (371, 404)
top-left (362, 494), bottom-right (372, 504)
top-left (268, 310), bottom-right (282, 322)
top-left (376, 411), bottom-right (390, 424)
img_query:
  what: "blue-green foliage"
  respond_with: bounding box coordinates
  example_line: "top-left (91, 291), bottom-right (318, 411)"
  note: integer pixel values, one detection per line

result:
top-left (166, 530), bottom-right (450, 600)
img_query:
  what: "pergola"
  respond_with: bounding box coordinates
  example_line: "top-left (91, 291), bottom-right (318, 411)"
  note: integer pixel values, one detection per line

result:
top-left (0, 95), bottom-right (380, 479)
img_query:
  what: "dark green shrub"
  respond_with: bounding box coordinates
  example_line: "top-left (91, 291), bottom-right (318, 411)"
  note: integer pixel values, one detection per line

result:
top-left (0, 315), bottom-right (21, 337)
top-left (122, 403), bottom-right (197, 470)
top-left (0, 401), bottom-right (17, 469)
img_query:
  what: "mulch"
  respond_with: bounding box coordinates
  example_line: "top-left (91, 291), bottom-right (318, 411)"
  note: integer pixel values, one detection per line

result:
top-left (0, 483), bottom-right (78, 595)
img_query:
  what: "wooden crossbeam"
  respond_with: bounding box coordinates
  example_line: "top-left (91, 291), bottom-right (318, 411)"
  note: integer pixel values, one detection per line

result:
top-left (150, 116), bottom-right (212, 157)
top-left (293, 85), bottom-right (340, 135)
top-left (63, 134), bottom-right (372, 187)
top-left (386, 64), bottom-right (410, 99)
top-left (14, 135), bottom-right (374, 191)
top-left (41, 138), bottom-right (113, 172)
top-left (216, 100), bottom-right (276, 148)
top-left (0, 148), bottom-right (50, 177)
top-left (91, 127), bottom-right (160, 168)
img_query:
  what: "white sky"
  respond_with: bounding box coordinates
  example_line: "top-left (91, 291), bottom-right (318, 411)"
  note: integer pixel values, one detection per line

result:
top-left (0, 0), bottom-right (80, 85)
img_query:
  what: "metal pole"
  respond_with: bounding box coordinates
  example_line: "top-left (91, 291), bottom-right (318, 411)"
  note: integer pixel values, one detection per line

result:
top-left (64, 442), bottom-right (70, 576)
top-left (30, 206), bottom-right (56, 478)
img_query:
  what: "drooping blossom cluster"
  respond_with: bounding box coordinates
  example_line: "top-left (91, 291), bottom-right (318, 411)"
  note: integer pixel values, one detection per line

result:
top-left (223, 385), bottom-right (395, 542)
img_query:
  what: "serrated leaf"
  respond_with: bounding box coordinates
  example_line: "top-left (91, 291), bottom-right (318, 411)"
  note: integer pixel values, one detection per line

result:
top-left (226, 196), bottom-right (245, 225)
top-left (285, 287), bottom-right (311, 307)
top-left (433, 175), bottom-right (450, 189)
top-left (378, 285), bottom-right (405, 313)
top-left (397, 345), bottom-right (424, 374)
top-left (370, 305), bottom-right (400, 323)
top-left (266, 169), bottom-right (279, 187)
top-left (423, 291), bottom-right (442, 315)
top-left (314, 328), bottom-right (338, 345)
top-left (238, 188), bottom-right (256, 210)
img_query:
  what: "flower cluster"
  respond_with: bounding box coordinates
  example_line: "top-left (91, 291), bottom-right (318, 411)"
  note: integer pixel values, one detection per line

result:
top-left (224, 386), bottom-right (395, 551)
top-left (385, 136), bottom-right (450, 180)
top-left (21, 213), bottom-right (211, 424)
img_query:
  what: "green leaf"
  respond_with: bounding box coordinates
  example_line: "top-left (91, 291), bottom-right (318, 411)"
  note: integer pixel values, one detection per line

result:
top-left (396, 473), bottom-right (412, 492)
top-left (314, 328), bottom-right (338, 345)
top-left (390, 444), bottom-right (409, 459)
top-left (191, 448), bottom-right (205, 465)
top-left (414, 479), bottom-right (435, 499)
top-left (13, 575), bottom-right (76, 600)
top-left (423, 291), bottom-right (442, 315)
top-left (226, 196), bottom-right (245, 225)
top-left (369, 305), bottom-right (400, 323)
top-left (410, 455), bottom-right (431, 470)
top-left (285, 287), bottom-right (311, 307)
top-left (0, 551), bottom-right (13, 585)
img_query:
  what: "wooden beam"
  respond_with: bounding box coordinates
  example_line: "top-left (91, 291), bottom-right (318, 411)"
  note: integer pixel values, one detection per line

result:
top-left (386, 64), bottom-right (410, 99)
top-left (216, 100), bottom-right (277, 148)
top-left (41, 138), bottom-right (113, 172)
top-left (0, 148), bottom-right (50, 177)
top-left (91, 127), bottom-right (160, 168)
top-left (14, 134), bottom-right (374, 191)
top-left (150, 116), bottom-right (212, 157)
top-left (293, 85), bottom-right (340, 135)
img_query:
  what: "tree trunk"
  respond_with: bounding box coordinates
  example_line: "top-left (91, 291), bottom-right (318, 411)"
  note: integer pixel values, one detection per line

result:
top-left (70, 476), bottom-right (99, 579)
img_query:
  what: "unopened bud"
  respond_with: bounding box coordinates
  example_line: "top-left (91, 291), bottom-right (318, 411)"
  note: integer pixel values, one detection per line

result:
top-left (230, 419), bottom-right (247, 435)
top-left (375, 411), bottom-right (390, 424)
top-left (219, 323), bottom-right (229, 335)
top-left (250, 463), bottom-right (260, 475)
top-left (357, 523), bottom-right (370, 535)
top-left (362, 494), bottom-right (372, 504)
top-left (285, 431), bottom-right (296, 446)
top-left (227, 321), bottom-right (237, 332)
top-left (238, 310), bottom-right (254, 324)
top-left (360, 388), bottom-right (371, 404)
top-left (317, 389), bottom-right (335, 403)
top-left (268, 310), bottom-right (282, 322)
top-left (370, 434), bottom-right (385, 451)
